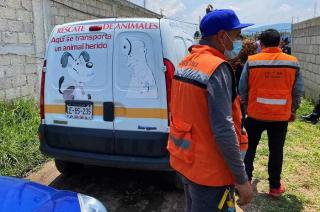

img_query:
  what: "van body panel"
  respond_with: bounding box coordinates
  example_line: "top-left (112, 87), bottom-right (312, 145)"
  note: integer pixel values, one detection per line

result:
top-left (45, 19), bottom-right (116, 130)
top-left (112, 19), bottom-right (168, 134)
top-left (41, 18), bottom-right (195, 170)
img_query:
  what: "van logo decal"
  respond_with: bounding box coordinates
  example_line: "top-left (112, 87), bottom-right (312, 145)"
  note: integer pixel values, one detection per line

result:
top-left (121, 38), bottom-right (158, 99)
top-left (138, 125), bottom-right (157, 131)
top-left (58, 51), bottom-right (95, 100)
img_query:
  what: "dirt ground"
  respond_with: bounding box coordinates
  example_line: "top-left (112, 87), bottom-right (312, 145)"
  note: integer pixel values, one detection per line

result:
top-left (27, 161), bottom-right (248, 212)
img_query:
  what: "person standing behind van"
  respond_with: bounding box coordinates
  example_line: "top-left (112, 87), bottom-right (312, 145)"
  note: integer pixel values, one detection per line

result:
top-left (239, 29), bottom-right (304, 197)
top-left (229, 38), bottom-right (257, 159)
top-left (167, 9), bottom-right (253, 211)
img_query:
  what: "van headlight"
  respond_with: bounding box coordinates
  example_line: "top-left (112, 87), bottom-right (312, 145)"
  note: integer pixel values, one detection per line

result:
top-left (78, 193), bottom-right (107, 212)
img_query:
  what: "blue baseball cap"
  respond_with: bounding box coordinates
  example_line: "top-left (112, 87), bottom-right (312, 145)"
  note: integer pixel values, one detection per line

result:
top-left (200, 9), bottom-right (253, 37)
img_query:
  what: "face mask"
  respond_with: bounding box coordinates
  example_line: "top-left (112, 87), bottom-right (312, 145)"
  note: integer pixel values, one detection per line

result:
top-left (223, 33), bottom-right (242, 59)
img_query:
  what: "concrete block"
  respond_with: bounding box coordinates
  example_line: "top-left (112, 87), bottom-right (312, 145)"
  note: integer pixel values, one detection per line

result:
top-left (10, 55), bottom-right (25, 65)
top-left (18, 32), bottom-right (33, 44)
top-left (73, 2), bottom-right (81, 10)
top-left (0, 54), bottom-right (11, 65)
top-left (50, 6), bottom-right (59, 15)
top-left (313, 45), bottom-right (320, 55)
top-left (10, 64), bottom-right (24, 76)
top-left (0, 77), bottom-right (12, 89)
top-left (316, 55), bottom-right (320, 65)
top-left (18, 75), bottom-right (27, 86)
top-left (5, 87), bottom-right (20, 99)
top-left (96, 1), bottom-right (105, 10)
top-left (7, 0), bottom-right (21, 8)
top-left (23, 22), bottom-right (33, 33)
top-left (0, 89), bottom-right (5, 100)
top-left (21, 0), bottom-right (32, 11)
top-left (3, 31), bottom-right (18, 43)
top-left (0, 0), bottom-right (7, 7)
top-left (16, 10), bottom-right (32, 22)
top-left (25, 64), bottom-right (37, 74)
top-left (58, 7), bottom-right (67, 16)
top-left (65, 17), bottom-right (75, 23)
top-left (8, 20), bottom-right (24, 32)
top-left (316, 73), bottom-right (320, 83)
top-left (99, 9), bottom-right (106, 17)
top-left (27, 74), bottom-right (36, 85)
top-left (20, 85), bottom-right (34, 97)
top-left (0, 19), bottom-right (8, 31)
top-left (64, 0), bottom-right (73, 7)
top-left (313, 64), bottom-right (320, 74)
top-left (11, 75), bottom-right (27, 87)
top-left (87, 0), bottom-right (97, 7)
top-left (26, 56), bottom-right (36, 64)
top-left (0, 7), bottom-right (16, 19)
top-left (87, 6), bottom-right (97, 16)
top-left (316, 36), bottom-right (320, 45)
top-left (55, 16), bottom-right (65, 25)
top-left (306, 54), bottom-right (311, 63)
top-left (0, 68), bottom-right (4, 78)
top-left (311, 54), bottom-right (316, 63)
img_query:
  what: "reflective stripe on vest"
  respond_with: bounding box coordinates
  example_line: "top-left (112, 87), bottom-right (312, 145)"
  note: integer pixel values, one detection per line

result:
top-left (169, 134), bottom-right (191, 150)
top-left (256, 97), bottom-right (288, 105)
top-left (248, 60), bottom-right (299, 69)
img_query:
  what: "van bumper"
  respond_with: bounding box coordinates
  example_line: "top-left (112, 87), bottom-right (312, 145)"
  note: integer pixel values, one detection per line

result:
top-left (39, 124), bottom-right (172, 171)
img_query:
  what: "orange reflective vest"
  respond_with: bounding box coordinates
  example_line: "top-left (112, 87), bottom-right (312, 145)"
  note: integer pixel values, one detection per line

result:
top-left (233, 95), bottom-right (248, 151)
top-left (167, 45), bottom-right (244, 187)
top-left (247, 47), bottom-right (299, 121)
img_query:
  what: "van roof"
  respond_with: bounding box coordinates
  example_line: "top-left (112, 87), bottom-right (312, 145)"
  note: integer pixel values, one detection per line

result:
top-left (56, 18), bottom-right (198, 28)
top-left (57, 18), bottom-right (160, 27)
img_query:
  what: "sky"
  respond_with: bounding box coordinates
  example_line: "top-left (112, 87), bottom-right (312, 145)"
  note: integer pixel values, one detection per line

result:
top-left (128, 0), bottom-right (319, 27)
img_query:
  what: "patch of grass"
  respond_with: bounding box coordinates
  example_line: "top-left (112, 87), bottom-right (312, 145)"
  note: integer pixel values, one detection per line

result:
top-left (245, 99), bottom-right (320, 212)
top-left (0, 98), bottom-right (47, 177)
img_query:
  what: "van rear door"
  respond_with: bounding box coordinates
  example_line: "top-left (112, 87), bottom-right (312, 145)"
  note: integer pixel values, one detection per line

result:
top-left (112, 19), bottom-right (168, 157)
top-left (44, 20), bottom-right (115, 153)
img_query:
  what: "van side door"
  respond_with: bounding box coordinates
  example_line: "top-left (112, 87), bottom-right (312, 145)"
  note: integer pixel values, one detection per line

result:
top-left (112, 19), bottom-right (168, 157)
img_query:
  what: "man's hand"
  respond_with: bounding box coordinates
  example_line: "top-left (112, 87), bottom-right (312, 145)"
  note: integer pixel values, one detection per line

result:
top-left (236, 181), bottom-right (253, 206)
top-left (289, 113), bottom-right (296, 122)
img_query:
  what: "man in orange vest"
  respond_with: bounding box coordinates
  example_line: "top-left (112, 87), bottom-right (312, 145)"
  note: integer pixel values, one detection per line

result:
top-left (167, 9), bottom-right (253, 211)
top-left (239, 29), bottom-right (304, 197)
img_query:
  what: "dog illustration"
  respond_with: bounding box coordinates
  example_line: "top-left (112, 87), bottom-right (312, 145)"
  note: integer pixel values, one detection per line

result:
top-left (121, 38), bottom-right (157, 98)
top-left (58, 51), bottom-right (94, 100)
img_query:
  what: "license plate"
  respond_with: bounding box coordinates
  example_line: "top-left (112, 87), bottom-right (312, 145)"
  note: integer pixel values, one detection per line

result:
top-left (65, 101), bottom-right (93, 120)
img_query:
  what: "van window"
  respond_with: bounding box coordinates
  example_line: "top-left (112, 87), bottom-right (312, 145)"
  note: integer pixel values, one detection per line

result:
top-left (115, 32), bottom-right (158, 99)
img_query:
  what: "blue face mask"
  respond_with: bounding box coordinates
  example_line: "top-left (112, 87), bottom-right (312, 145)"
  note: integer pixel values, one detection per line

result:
top-left (224, 33), bottom-right (242, 59)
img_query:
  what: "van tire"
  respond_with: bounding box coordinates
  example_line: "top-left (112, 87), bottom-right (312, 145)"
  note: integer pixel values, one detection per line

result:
top-left (54, 159), bottom-right (83, 175)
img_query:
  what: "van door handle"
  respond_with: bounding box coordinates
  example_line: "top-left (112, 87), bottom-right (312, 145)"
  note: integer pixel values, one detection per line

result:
top-left (103, 102), bottom-right (114, 122)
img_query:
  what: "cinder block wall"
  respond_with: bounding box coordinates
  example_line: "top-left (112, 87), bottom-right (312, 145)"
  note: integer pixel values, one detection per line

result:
top-left (0, 0), bottom-right (37, 100)
top-left (0, 0), bottom-right (160, 101)
top-left (292, 17), bottom-right (320, 101)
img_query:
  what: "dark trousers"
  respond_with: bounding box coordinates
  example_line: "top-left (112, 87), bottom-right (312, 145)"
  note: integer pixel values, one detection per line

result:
top-left (314, 99), bottom-right (320, 116)
top-left (244, 117), bottom-right (288, 189)
top-left (181, 176), bottom-right (235, 212)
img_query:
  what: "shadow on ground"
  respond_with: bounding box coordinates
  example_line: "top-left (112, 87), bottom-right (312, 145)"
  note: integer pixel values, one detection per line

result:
top-left (49, 166), bottom-right (184, 212)
top-left (239, 179), bottom-right (304, 212)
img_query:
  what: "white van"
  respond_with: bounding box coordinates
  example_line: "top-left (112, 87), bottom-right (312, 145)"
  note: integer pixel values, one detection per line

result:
top-left (39, 18), bottom-right (196, 183)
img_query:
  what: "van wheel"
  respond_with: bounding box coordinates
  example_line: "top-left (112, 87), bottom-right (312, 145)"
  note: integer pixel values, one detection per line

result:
top-left (54, 159), bottom-right (83, 175)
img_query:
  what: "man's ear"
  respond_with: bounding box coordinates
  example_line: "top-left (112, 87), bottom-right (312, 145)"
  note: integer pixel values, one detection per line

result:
top-left (217, 30), bottom-right (226, 45)
top-left (61, 52), bottom-right (74, 68)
